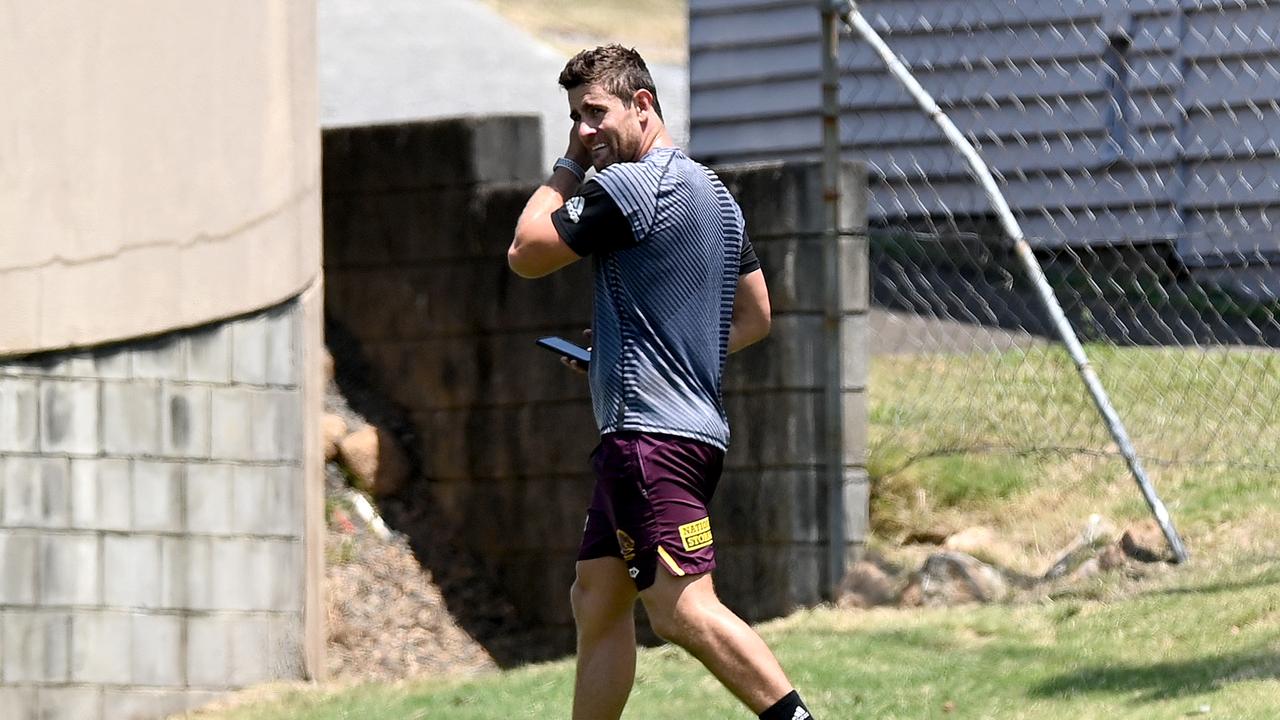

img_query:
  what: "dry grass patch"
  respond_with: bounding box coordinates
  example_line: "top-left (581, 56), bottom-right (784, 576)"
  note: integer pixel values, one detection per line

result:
top-left (479, 0), bottom-right (687, 64)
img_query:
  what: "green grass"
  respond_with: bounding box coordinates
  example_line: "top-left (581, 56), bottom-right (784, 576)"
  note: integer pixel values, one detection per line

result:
top-left (867, 344), bottom-right (1280, 567)
top-left (191, 344), bottom-right (1280, 719)
top-left (193, 561), bottom-right (1280, 719)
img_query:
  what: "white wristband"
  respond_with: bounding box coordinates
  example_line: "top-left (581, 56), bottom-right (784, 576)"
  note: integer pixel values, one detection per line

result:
top-left (553, 157), bottom-right (586, 181)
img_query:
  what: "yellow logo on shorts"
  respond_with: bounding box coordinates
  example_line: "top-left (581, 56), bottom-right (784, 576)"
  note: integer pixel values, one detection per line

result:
top-left (678, 517), bottom-right (713, 551)
top-left (616, 530), bottom-right (636, 561)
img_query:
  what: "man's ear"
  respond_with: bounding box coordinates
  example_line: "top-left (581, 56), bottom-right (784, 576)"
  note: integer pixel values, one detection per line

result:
top-left (633, 89), bottom-right (656, 120)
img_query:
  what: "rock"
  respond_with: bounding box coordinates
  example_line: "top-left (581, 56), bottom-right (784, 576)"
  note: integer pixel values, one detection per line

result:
top-left (1120, 520), bottom-right (1176, 563)
top-left (338, 425), bottom-right (410, 497)
top-left (903, 529), bottom-right (950, 545)
top-left (1042, 514), bottom-right (1118, 580)
top-left (1098, 542), bottom-right (1127, 571)
top-left (899, 552), bottom-right (1008, 607)
top-left (837, 560), bottom-right (899, 609)
top-left (1066, 557), bottom-right (1102, 583)
top-left (943, 526), bottom-right (1020, 569)
top-left (1043, 544), bottom-right (1095, 581)
top-left (943, 526), bottom-right (996, 551)
top-left (898, 578), bottom-right (924, 607)
top-left (322, 413), bottom-right (349, 461)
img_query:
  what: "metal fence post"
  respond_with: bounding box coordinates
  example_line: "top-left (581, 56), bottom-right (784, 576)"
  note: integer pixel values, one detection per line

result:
top-left (821, 0), bottom-right (849, 597)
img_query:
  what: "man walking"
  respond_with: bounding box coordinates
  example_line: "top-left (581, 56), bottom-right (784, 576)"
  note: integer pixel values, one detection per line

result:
top-left (508, 45), bottom-right (817, 720)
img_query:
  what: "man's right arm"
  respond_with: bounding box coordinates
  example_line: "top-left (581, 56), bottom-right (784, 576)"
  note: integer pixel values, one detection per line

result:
top-left (508, 168), bottom-right (585, 278)
top-left (509, 123), bottom-right (596, 278)
top-left (510, 170), bottom-right (639, 281)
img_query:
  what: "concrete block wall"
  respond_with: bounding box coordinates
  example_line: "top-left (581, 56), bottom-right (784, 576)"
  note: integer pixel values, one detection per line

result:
top-left (715, 160), bottom-right (870, 617)
top-left (0, 301), bottom-right (309, 720)
top-left (323, 115), bottom-right (867, 636)
top-left (324, 116), bottom-right (592, 634)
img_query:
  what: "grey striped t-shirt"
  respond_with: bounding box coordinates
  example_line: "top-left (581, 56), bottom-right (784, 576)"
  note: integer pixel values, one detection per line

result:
top-left (553, 147), bottom-right (748, 450)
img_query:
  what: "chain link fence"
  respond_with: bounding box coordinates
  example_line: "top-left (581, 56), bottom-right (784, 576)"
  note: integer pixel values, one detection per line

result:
top-left (832, 0), bottom-right (1280, 541)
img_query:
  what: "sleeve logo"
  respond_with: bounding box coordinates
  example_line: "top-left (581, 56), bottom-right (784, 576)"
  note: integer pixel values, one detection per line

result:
top-left (565, 196), bottom-right (585, 223)
top-left (678, 517), bottom-right (713, 551)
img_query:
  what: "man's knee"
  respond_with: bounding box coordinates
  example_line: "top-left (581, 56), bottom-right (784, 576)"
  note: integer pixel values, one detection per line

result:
top-left (642, 572), bottom-right (718, 646)
top-left (570, 577), bottom-right (604, 622)
top-left (571, 559), bottom-right (636, 629)
top-left (570, 577), bottom-right (585, 614)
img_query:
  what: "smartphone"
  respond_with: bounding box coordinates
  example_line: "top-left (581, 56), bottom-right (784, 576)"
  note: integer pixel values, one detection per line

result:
top-left (536, 336), bottom-right (591, 367)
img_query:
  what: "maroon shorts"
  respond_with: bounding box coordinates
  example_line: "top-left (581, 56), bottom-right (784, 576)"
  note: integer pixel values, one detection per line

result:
top-left (578, 431), bottom-right (724, 590)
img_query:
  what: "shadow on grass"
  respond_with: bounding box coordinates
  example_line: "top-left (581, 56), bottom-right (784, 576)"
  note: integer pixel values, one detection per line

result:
top-left (1029, 649), bottom-right (1280, 702)
top-left (1142, 569), bottom-right (1280, 599)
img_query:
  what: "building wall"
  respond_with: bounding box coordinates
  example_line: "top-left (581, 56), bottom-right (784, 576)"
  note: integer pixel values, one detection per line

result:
top-left (687, 0), bottom-right (822, 166)
top-left (323, 115), bottom-right (868, 636)
top-left (0, 301), bottom-right (313, 720)
top-left (0, 1), bottom-right (321, 355)
top-left (0, 3), bottom-right (325, 717)
top-left (689, 0), bottom-right (1280, 267)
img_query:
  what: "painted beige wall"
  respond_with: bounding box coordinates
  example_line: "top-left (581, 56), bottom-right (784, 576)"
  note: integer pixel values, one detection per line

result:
top-left (0, 0), bottom-right (320, 355)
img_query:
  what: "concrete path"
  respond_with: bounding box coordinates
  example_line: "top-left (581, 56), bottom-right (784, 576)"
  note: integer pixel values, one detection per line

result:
top-left (318, 0), bottom-right (689, 169)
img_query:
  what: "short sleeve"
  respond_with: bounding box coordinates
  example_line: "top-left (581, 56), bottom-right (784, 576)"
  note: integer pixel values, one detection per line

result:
top-left (739, 231), bottom-right (761, 275)
top-left (550, 180), bottom-right (638, 256)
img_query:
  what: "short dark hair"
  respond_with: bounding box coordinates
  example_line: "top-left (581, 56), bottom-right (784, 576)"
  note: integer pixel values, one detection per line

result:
top-left (559, 44), bottom-right (663, 120)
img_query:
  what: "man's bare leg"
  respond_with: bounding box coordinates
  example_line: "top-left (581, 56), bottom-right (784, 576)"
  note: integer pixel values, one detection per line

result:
top-left (639, 570), bottom-right (794, 714)
top-left (571, 557), bottom-right (640, 720)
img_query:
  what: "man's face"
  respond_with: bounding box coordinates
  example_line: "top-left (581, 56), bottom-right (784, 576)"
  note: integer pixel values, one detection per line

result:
top-left (568, 84), bottom-right (644, 170)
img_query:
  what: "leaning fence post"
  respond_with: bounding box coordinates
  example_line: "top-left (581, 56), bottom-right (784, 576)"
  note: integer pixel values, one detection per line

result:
top-left (833, 0), bottom-right (1189, 563)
